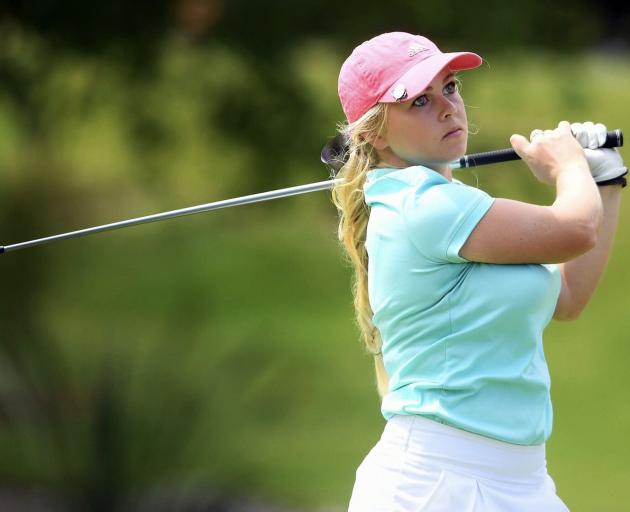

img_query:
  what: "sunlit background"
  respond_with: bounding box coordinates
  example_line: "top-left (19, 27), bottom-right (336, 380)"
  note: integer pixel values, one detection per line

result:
top-left (1, 1), bottom-right (629, 510)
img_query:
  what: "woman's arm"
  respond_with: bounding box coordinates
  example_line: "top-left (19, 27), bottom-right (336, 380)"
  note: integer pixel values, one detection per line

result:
top-left (460, 122), bottom-right (603, 264)
top-left (554, 185), bottom-right (622, 320)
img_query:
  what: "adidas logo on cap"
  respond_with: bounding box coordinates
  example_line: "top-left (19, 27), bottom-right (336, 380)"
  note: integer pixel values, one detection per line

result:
top-left (408, 43), bottom-right (430, 57)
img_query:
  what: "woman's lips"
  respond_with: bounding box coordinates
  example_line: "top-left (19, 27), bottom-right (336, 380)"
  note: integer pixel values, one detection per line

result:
top-left (443, 128), bottom-right (464, 139)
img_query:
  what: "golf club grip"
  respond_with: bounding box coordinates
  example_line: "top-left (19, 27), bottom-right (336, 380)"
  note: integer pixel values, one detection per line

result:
top-left (458, 129), bottom-right (624, 168)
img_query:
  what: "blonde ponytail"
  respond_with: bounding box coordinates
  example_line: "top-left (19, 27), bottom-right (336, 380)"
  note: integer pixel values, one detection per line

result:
top-left (331, 104), bottom-right (390, 397)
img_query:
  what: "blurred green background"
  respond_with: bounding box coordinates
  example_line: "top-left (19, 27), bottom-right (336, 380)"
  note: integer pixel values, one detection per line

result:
top-left (1, 1), bottom-right (629, 510)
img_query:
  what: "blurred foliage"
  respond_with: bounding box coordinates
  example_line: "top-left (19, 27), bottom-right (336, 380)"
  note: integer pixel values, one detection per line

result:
top-left (3, 0), bottom-right (630, 58)
top-left (2, 0), bottom-right (630, 195)
top-left (0, 2), bottom-right (630, 511)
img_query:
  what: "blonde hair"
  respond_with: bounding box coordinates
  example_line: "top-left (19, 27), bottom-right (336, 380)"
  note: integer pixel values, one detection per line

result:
top-left (331, 103), bottom-right (390, 397)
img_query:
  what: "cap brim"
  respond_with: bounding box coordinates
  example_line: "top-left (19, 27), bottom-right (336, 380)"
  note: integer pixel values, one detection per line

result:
top-left (378, 51), bottom-right (482, 104)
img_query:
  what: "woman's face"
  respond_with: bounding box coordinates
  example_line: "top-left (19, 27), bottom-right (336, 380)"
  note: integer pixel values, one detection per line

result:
top-left (374, 67), bottom-right (468, 174)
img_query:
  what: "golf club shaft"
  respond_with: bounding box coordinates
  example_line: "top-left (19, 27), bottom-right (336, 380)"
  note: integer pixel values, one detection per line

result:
top-left (0, 179), bottom-right (344, 253)
top-left (1, 131), bottom-right (624, 254)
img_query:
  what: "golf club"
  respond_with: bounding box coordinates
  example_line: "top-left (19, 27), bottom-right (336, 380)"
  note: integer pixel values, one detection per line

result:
top-left (0, 129), bottom-right (623, 254)
top-left (321, 129), bottom-right (624, 176)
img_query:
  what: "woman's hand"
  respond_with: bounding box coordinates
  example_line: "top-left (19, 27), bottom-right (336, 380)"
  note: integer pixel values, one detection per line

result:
top-left (509, 121), bottom-right (590, 185)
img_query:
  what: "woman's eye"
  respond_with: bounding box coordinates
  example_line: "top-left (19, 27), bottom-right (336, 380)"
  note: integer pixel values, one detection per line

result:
top-left (412, 95), bottom-right (428, 107)
top-left (444, 81), bottom-right (457, 94)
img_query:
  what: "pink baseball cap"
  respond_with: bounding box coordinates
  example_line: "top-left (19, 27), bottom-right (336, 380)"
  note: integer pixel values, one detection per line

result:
top-left (338, 32), bottom-right (482, 123)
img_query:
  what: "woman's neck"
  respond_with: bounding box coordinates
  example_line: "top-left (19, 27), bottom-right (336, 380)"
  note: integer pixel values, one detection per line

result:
top-left (374, 161), bottom-right (453, 181)
top-left (374, 147), bottom-right (453, 181)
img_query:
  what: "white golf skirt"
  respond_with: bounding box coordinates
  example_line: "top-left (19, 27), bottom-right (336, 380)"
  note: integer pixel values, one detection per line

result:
top-left (348, 415), bottom-right (569, 511)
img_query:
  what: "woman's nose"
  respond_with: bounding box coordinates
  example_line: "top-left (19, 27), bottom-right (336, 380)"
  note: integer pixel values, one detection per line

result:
top-left (438, 96), bottom-right (456, 119)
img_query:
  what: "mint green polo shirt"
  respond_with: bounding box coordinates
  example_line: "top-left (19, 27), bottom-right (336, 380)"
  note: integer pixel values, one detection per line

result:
top-left (364, 165), bottom-right (561, 446)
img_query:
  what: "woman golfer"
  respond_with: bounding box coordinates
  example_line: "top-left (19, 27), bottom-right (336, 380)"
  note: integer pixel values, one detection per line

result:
top-left (332, 32), bottom-right (626, 511)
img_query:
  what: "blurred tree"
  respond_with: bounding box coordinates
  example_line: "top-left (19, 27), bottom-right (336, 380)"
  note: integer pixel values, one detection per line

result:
top-left (2, 0), bottom-right (629, 192)
top-left (1, 0), bottom-right (170, 65)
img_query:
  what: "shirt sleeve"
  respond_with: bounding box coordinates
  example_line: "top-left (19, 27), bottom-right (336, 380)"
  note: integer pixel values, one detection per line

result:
top-left (402, 181), bottom-right (495, 263)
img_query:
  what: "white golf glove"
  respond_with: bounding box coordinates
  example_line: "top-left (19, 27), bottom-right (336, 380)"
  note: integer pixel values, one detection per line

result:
top-left (571, 121), bottom-right (627, 184)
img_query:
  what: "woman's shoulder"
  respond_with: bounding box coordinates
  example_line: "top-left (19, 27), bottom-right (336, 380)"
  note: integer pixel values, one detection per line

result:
top-left (364, 165), bottom-right (471, 206)
top-left (365, 165), bottom-right (444, 193)
top-left (367, 165), bottom-right (447, 184)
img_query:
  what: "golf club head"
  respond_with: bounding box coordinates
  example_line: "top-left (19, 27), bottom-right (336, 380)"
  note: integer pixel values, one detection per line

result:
top-left (320, 133), bottom-right (349, 176)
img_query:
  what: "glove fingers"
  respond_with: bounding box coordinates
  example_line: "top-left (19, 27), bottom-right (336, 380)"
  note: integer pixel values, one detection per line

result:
top-left (582, 121), bottom-right (597, 148)
top-left (594, 122), bottom-right (607, 147)
top-left (570, 122), bottom-right (588, 147)
top-left (570, 121), bottom-right (608, 149)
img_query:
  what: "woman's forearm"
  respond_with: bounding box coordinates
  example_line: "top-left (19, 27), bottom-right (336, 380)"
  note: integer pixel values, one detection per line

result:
top-left (551, 164), bottom-right (603, 248)
top-left (554, 185), bottom-right (623, 320)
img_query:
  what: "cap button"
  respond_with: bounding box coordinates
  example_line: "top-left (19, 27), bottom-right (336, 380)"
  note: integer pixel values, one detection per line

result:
top-left (392, 83), bottom-right (407, 102)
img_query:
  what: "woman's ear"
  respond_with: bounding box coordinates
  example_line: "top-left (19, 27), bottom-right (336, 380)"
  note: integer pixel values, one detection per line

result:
top-left (367, 133), bottom-right (389, 151)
